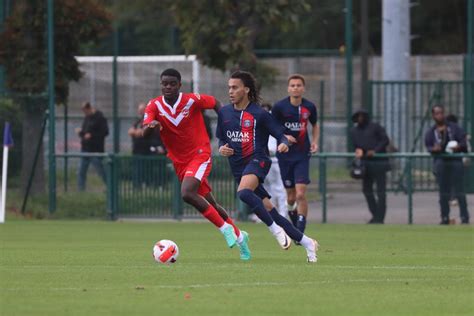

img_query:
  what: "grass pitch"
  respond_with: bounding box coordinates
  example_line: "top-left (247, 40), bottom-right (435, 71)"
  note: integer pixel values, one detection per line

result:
top-left (0, 220), bottom-right (473, 316)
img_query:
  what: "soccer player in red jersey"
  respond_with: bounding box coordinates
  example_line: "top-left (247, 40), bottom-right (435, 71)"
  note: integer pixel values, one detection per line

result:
top-left (142, 69), bottom-right (250, 260)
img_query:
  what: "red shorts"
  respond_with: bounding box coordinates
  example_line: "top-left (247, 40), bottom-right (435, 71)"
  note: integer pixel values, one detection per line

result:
top-left (172, 153), bottom-right (212, 197)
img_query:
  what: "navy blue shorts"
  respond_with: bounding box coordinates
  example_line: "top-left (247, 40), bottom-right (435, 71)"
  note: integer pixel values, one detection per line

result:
top-left (232, 157), bottom-right (272, 199)
top-left (278, 158), bottom-right (311, 188)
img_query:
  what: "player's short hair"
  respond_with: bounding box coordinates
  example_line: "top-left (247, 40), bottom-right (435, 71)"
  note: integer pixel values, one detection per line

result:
top-left (161, 68), bottom-right (181, 82)
top-left (230, 70), bottom-right (261, 104)
top-left (288, 74), bottom-right (306, 86)
top-left (431, 104), bottom-right (444, 114)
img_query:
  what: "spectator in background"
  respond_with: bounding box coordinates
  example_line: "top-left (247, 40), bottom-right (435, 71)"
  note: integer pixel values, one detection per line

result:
top-left (128, 103), bottom-right (166, 188)
top-left (350, 109), bottom-right (390, 224)
top-left (446, 114), bottom-right (460, 207)
top-left (261, 103), bottom-right (288, 219)
top-left (75, 102), bottom-right (108, 191)
top-left (129, 103), bottom-right (165, 156)
top-left (425, 105), bottom-right (470, 225)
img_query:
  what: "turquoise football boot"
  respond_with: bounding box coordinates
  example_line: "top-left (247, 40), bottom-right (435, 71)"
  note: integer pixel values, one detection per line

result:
top-left (222, 225), bottom-right (237, 248)
top-left (237, 231), bottom-right (251, 261)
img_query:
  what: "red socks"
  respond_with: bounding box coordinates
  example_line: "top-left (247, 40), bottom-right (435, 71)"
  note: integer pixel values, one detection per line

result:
top-left (225, 217), bottom-right (241, 237)
top-left (202, 205), bottom-right (225, 228)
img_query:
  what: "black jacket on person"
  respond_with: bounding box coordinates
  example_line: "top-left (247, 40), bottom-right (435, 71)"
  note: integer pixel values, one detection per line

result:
top-left (350, 109), bottom-right (390, 160)
top-left (131, 118), bottom-right (163, 155)
top-left (80, 110), bottom-right (109, 153)
top-left (424, 121), bottom-right (468, 161)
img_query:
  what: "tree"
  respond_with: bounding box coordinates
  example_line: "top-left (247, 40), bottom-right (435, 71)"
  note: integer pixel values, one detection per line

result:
top-left (0, 0), bottom-right (111, 194)
top-left (170, 0), bottom-right (310, 84)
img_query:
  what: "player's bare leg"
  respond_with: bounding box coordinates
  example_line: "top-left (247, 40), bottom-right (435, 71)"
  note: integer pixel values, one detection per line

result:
top-left (286, 187), bottom-right (298, 226)
top-left (263, 197), bottom-right (319, 262)
top-left (181, 177), bottom-right (237, 248)
top-left (295, 184), bottom-right (308, 234)
top-left (204, 192), bottom-right (251, 260)
top-left (204, 192), bottom-right (229, 220)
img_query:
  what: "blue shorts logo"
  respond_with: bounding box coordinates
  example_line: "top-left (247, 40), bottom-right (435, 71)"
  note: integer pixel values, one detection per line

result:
top-left (243, 120), bottom-right (251, 128)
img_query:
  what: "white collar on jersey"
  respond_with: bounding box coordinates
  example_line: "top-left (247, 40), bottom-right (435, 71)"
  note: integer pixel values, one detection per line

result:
top-left (161, 92), bottom-right (183, 115)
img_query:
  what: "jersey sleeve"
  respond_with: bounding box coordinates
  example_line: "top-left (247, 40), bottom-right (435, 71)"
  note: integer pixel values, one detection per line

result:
top-left (262, 111), bottom-right (288, 145)
top-left (309, 103), bottom-right (318, 125)
top-left (142, 100), bottom-right (158, 125)
top-left (194, 93), bottom-right (216, 110)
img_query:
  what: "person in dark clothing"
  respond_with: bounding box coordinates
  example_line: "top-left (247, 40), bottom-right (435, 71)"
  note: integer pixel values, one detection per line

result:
top-left (76, 102), bottom-right (108, 191)
top-left (129, 103), bottom-right (165, 156)
top-left (424, 105), bottom-right (470, 225)
top-left (350, 109), bottom-right (390, 224)
top-left (128, 103), bottom-right (166, 188)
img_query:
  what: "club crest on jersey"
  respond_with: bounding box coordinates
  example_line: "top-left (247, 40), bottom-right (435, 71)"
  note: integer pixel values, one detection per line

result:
top-left (302, 113), bottom-right (309, 119)
top-left (181, 108), bottom-right (190, 117)
top-left (243, 119), bottom-right (252, 128)
top-left (259, 161), bottom-right (266, 168)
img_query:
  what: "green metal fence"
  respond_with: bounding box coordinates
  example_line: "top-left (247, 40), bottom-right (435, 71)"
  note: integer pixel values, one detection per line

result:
top-left (113, 155), bottom-right (238, 219)
top-left (50, 152), bottom-right (473, 224)
top-left (368, 80), bottom-right (474, 192)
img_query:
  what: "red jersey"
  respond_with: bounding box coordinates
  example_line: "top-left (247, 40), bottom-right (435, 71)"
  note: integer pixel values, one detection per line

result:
top-left (143, 93), bottom-right (216, 164)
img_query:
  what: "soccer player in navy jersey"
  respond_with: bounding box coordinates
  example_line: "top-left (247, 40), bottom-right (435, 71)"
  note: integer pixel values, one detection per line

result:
top-left (272, 74), bottom-right (319, 235)
top-left (216, 70), bottom-right (319, 263)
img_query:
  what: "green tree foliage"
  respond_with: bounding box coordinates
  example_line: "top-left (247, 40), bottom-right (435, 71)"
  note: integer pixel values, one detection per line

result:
top-left (170, 0), bottom-right (310, 82)
top-left (0, 0), bottom-right (111, 103)
top-left (84, 0), bottom-right (468, 58)
top-left (82, 0), bottom-right (181, 56)
top-left (0, 0), bottom-right (111, 194)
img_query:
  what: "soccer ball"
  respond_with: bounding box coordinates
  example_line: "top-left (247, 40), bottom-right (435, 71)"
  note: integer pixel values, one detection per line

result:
top-left (153, 240), bottom-right (179, 264)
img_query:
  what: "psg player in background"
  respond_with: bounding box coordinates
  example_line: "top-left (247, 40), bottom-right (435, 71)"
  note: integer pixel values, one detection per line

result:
top-left (142, 69), bottom-right (251, 261)
top-left (272, 74), bottom-right (319, 236)
top-left (216, 70), bottom-right (319, 263)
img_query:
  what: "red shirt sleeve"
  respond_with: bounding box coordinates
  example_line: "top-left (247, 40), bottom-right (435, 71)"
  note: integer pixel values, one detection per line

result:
top-left (194, 93), bottom-right (216, 110)
top-left (142, 100), bottom-right (158, 125)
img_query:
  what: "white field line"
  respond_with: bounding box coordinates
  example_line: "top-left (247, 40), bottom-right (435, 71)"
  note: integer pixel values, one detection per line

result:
top-left (1, 264), bottom-right (472, 271)
top-left (1, 277), bottom-right (469, 292)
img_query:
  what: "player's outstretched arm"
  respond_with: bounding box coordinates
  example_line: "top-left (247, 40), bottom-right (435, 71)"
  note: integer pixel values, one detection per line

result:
top-left (142, 120), bottom-right (162, 138)
top-left (213, 99), bottom-right (223, 113)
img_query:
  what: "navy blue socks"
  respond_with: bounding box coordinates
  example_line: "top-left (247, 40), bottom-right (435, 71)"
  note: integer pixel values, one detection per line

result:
top-left (297, 214), bottom-right (306, 233)
top-left (269, 208), bottom-right (303, 242)
top-left (238, 189), bottom-right (274, 226)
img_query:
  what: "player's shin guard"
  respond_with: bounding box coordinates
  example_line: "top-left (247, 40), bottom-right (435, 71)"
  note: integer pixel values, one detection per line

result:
top-left (202, 204), bottom-right (226, 228)
top-left (238, 189), bottom-right (274, 226)
top-left (269, 208), bottom-right (303, 242)
top-left (287, 203), bottom-right (298, 227)
top-left (296, 215), bottom-right (307, 234)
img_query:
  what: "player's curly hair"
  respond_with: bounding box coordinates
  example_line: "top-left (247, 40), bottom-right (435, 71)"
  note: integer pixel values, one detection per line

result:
top-left (230, 70), bottom-right (262, 104)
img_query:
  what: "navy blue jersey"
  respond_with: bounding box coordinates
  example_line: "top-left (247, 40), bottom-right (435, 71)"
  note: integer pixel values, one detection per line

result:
top-left (272, 97), bottom-right (317, 161)
top-left (216, 103), bottom-right (288, 170)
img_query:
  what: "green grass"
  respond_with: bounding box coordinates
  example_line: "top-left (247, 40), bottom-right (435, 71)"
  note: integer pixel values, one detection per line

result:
top-left (1, 221), bottom-right (473, 316)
